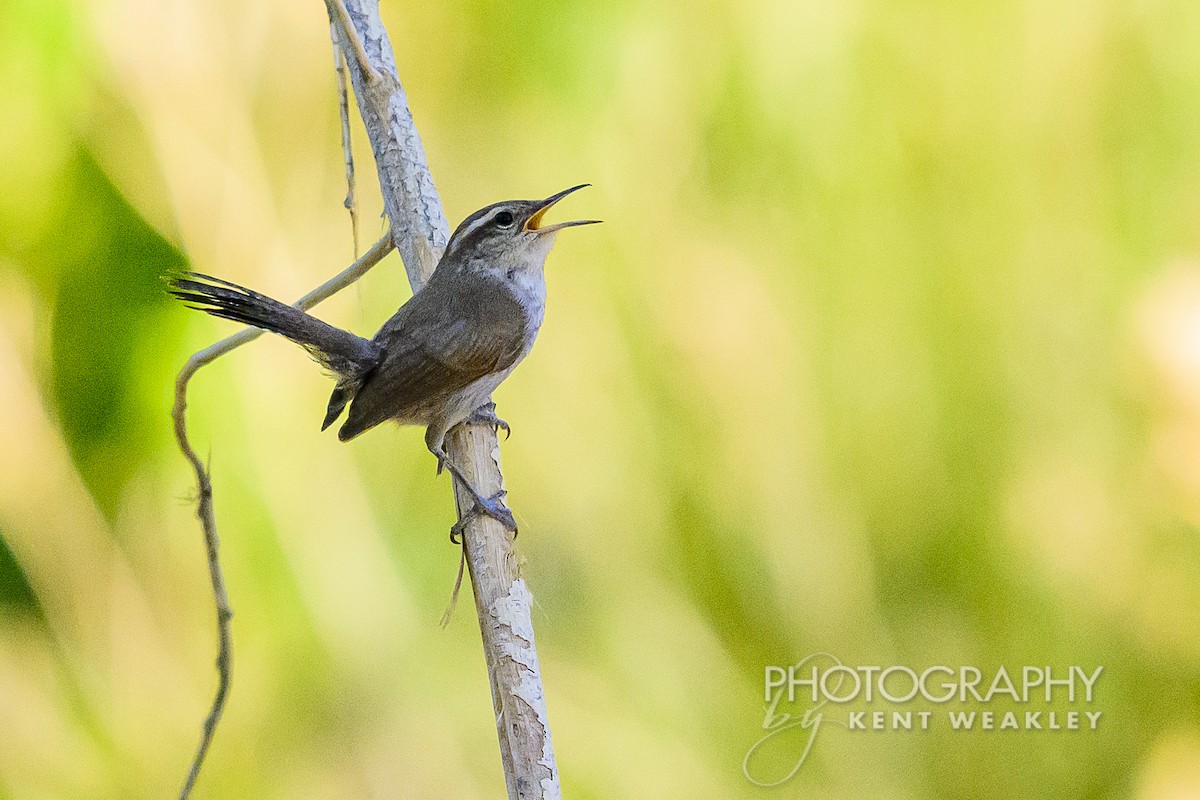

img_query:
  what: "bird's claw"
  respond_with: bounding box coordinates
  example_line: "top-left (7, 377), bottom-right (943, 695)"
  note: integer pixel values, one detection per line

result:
top-left (449, 490), bottom-right (517, 543)
top-left (449, 517), bottom-right (466, 544)
top-left (468, 402), bottom-right (511, 439)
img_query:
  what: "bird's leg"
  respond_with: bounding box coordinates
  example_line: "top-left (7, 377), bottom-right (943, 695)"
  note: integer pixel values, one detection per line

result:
top-left (440, 457), bottom-right (516, 539)
top-left (467, 401), bottom-right (511, 439)
top-left (427, 427), bottom-right (517, 538)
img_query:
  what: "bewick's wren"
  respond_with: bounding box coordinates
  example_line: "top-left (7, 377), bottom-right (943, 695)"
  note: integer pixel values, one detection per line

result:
top-left (169, 184), bottom-right (599, 534)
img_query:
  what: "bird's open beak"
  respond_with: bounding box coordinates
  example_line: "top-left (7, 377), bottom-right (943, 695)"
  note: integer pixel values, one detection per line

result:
top-left (524, 184), bottom-right (602, 234)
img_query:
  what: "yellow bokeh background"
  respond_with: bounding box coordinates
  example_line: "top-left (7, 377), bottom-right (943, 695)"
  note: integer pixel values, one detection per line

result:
top-left (2, 0), bottom-right (1200, 797)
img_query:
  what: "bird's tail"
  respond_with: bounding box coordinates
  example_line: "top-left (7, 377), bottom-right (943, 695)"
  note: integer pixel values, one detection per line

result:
top-left (167, 272), bottom-right (379, 384)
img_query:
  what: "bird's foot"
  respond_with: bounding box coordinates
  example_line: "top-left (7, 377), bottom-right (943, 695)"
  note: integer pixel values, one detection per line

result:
top-left (436, 451), bottom-right (518, 541)
top-left (468, 401), bottom-right (511, 439)
top-left (433, 448), bottom-right (451, 476)
top-left (449, 490), bottom-right (517, 543)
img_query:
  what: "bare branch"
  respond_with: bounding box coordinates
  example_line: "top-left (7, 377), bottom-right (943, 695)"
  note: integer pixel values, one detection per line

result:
top-left (328, 3), bottom-right (563, 797)
top-left (331, 23), bottom-right (360, 256)
top-left (324, 0), bottom-right (449, 289)
top-left (174, 0), bottom-right (563, 793)
top-left (325, 0), bottom-right (382, 85)
top-left (174, 233), bottom-right (393, 799)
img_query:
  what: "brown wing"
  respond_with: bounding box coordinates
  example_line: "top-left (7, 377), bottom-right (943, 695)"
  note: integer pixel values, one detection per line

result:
top-left (337, 275), bottom-right (528, 441)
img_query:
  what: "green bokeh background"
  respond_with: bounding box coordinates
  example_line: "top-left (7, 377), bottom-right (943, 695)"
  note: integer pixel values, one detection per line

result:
top-left (2, 0), bottom-right (1200, 797)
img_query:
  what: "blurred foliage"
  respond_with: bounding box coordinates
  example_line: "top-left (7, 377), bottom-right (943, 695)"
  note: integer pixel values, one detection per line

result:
top-left (1, 0), bottom-right (1200, 798)
top-left (46, 152), bottom-right (186, 519)
top-left (0, 529), bottom-right (38, 618)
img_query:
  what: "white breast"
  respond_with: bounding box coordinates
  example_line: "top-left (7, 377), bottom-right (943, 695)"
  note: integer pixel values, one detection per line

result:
top-left (506, 267), bottom-right (547, 334)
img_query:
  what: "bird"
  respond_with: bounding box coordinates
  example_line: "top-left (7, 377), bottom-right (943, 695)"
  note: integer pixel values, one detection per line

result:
top-left (168, 184), bottom-right (599, 536)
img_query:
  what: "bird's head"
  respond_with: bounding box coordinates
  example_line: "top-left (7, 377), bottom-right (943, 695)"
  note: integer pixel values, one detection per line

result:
top-left (441, 184), bottom-right (600, 275)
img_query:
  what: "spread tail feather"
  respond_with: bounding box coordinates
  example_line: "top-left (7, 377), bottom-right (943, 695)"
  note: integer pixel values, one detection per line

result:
top-left (167, 272), bottom-right (380, 419)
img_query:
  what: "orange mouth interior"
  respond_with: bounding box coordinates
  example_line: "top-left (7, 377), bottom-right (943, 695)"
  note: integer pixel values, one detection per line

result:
top-left (524, 205), bottom-right (552, 231)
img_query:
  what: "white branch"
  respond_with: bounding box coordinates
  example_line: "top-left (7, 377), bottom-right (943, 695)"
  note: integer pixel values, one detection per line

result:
top-left (327, 2), bottom-right (561, 797)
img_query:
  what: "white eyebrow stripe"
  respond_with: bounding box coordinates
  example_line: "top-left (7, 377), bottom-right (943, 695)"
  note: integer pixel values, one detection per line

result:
top-left (448, 208), bottom-right (503, 255)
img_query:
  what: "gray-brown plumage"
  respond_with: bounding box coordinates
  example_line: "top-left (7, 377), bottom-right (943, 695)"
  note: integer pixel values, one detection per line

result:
top-left (168, 185), bottom-right (599, 533)
top-left (336, 267), bottom-right (530, 443)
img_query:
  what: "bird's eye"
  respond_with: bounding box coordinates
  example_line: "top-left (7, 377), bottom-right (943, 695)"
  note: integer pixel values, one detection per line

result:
top-left (493, 210), bottom-right (515, 228)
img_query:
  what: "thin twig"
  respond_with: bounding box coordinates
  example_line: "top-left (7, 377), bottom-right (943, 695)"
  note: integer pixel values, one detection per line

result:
top-left (325, 0), bottom-right (381, 85)
top-left (326, 0), bottom-right (449, 289)
top-left (331, 25), bottom-right (360, 256)
top-left (439, 542), bottom-right (468, 628)
top-left (174, 233), bottom-right (394, 799)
